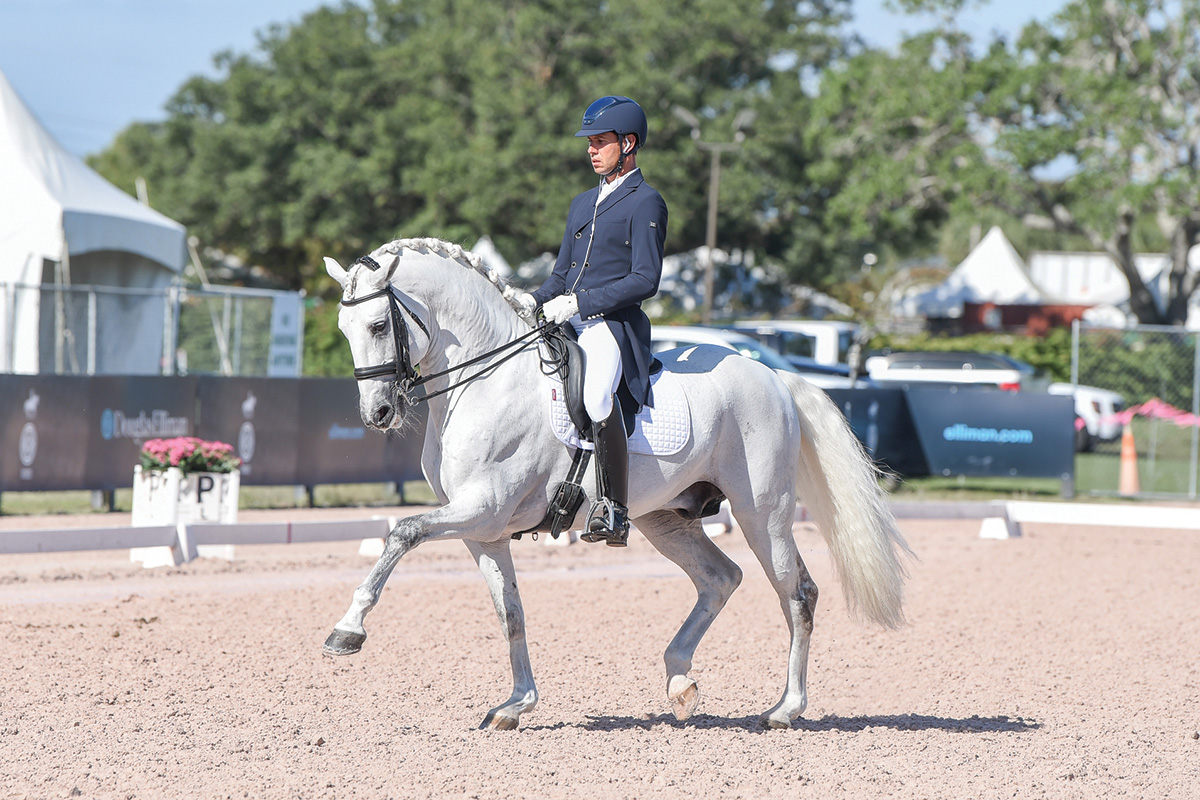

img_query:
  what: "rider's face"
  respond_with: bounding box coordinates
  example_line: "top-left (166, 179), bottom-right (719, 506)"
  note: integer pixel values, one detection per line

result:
top-left (587, 132), bottom-right (633, 178)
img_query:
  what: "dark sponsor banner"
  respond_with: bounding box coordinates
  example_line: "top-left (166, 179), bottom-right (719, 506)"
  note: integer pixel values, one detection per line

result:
top-left (824, 388), bottom-right (930, 477)
top-left (0, 375), bottom-right (91, 491)
top-left (84, 376), bottom-right (198, 490)
top-left (195, 377), bottom-right (300, 486)
top-left (7, 378), bottom-right (1070, 490)
top-left (1, 375), bottom-right (425, 493)
top-left (295, 379), bottom-right (425, 486)
top-left (904, 387), bottom-right (1074, 479)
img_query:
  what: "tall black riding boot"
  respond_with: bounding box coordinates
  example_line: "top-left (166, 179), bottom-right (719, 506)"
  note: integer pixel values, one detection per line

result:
top-left (582, 403), bottom-right (629, 547)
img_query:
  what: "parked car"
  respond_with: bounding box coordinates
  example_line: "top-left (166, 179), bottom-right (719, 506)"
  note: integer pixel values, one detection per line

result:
top-left (649, 325), bottom-right (860, 389)
top-left (1048, 383), bottom-right (1125, 451)
top-left (863, 350), bottom-right (1034, 390)
top-left (864, 350), bottom-right (1124, 451)
top-left (729, 319), bottom-right (860, 368)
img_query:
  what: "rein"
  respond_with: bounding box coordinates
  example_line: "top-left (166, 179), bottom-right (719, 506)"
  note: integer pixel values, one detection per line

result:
top-left (342, 255), bottom-right (549, 404)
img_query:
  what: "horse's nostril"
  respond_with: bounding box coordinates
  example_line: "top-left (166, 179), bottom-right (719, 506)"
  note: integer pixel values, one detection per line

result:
top-left (374, 405), bottom-right (393, 426)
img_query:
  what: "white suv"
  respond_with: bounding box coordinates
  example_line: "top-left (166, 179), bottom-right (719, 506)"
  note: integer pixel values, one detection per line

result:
top-left (730, 319), bottom-right (860, 368)
top-left (863, 350), bottom-right (1032, 391)
top-left (1048, 383), bottom-right (1125, 451)
top-left (649, 325), bottom-right (859, 389)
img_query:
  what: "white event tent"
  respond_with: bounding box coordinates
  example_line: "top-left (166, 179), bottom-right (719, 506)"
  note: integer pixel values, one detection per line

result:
top-left (0, 69), bottom-right (186, 374)
top-left (897, 226), bottom-right (1044, 319)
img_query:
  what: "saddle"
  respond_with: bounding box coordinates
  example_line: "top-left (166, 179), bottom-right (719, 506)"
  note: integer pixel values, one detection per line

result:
top-left (551, 324), bottom-right (592, 442)
top-left (513, 324), bottom-right (663, 542)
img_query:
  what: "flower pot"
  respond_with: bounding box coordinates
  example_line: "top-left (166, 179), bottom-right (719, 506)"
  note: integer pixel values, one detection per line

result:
top-left (131, 465), bottom-right (240, 526)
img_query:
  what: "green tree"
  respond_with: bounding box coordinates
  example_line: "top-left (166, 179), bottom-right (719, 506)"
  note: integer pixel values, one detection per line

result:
top-left (888, 0), bottom-right (1200, 325)
top-left (91, 0), bottom-right (854, 297)
top-left (796, 31), bottom-right (982, 287)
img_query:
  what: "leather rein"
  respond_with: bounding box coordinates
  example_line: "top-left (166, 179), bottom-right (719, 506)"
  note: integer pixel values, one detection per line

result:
top-left (342, 255), bottom-right (548, 404)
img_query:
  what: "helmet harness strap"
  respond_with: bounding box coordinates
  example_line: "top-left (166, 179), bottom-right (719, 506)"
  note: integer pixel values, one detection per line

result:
top-left (602, 133), bottom-right (636, 179)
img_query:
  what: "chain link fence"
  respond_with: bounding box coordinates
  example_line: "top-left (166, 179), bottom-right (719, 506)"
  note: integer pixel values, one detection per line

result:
top-left (1071, 322), bottom-right (1200, 499)
top-left (2, 282), bottom-right (303, 377)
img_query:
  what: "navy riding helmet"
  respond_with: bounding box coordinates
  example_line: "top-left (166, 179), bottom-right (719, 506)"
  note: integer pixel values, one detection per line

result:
top-left (576, 96), bottom-right (648, 152)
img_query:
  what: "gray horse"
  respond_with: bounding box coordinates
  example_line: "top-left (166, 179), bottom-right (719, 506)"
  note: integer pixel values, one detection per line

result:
top-left (322, 237), bottom-right (912, 730)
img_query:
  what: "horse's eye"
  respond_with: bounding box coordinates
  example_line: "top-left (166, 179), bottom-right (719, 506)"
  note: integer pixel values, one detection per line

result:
top-left (369, 319), bottom-right (387, 336)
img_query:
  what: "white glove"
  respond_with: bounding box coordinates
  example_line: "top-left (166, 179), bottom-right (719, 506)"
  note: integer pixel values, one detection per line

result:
top-left (542, 294), bottom-right (579, 325)
top-left (513, 291), bottom-right (537, 318)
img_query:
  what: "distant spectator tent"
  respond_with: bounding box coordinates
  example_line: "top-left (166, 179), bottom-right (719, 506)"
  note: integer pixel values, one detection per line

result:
top-left (897, 226), bottom-right (1043, 323)
top-left (0, 69), bottom-right (186, 374)
top-left (896, 225), bottom-right (1200, 331)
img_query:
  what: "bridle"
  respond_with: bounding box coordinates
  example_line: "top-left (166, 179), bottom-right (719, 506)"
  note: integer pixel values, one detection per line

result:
top-left (342, 254), bottom-right (549, 404)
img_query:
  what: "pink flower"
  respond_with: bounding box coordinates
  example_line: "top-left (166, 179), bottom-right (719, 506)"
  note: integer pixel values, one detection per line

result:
top-left (140, 437), bottom-right (241, 474)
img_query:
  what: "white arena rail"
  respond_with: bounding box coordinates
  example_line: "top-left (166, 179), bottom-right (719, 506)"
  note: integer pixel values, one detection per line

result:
top-left (0, 517), bottom-right (395, 568)
top-left (0, 501), bottom-right (1196, 568)
top-left (0, 525), bottom-right (178, 555)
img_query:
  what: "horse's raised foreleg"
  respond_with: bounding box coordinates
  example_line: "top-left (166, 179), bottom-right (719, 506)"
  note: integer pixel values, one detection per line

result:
top-left (735, 499), bottom-right (819, 729)
top-left (464, 539), bottom-right (538, 730)
top-left (323, 514), bottom-right (424, 656)
top-left (636, 510), bottom-right (743, 722)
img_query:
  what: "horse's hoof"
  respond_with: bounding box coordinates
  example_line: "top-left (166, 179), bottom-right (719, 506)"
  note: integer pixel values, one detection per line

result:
top-left (761, 713), bottom-right (792, 730)
top-left (322, 629), bottom-right (366, 656)
top-left (668, 675), bottom-right (700, 721)
top-left (480, 711), bottom-right (519, 731)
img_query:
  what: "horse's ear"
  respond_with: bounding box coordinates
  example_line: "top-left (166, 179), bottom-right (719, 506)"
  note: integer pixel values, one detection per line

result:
top-left (324, 257), bottom-right (349, 288)
top-left (362, 253), bottom-right (400, 292)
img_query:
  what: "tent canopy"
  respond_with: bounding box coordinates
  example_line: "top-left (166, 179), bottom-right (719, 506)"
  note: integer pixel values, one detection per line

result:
top-left (1, 69), bottom-right (187, 374)
top-left (899, 226), bottom-right (1043, 319)
top-left (0, 69), bottom-right (185, 285)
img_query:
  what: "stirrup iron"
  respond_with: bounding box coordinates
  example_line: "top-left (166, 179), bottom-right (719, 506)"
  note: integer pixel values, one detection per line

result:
top-left (582, 497), bottom-right (629, 547)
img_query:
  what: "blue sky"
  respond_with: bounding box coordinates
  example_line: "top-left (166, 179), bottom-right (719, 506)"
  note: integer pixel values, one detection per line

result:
top-left (0, 0), bottom-right (1068, 158)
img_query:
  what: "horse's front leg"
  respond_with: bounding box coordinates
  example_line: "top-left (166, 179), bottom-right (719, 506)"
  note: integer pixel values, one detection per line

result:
top-left (323, 502), bottom-right (496, 656)
top-left (464, 539), bottom-right (538, 730)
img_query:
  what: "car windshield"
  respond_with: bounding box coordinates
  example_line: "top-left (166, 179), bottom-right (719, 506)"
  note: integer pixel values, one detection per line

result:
top-left (726, 340), bottom-right (798, 372)
top-left (653, 330), bottom-right (799, 373)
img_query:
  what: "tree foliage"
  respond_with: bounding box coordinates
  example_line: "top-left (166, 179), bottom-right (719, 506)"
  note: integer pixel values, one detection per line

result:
top-left (89, 0), bottom-right (1200, 330)
top-left (913, 0), bottom-right (1200, 324)
top-left (91, 0), bottom-right (854, 295)
top-left (797, 31), bottom-right (982, 281)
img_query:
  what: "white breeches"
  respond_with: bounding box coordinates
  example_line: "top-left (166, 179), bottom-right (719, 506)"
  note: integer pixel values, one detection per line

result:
top-left (570, 316), bottom-right (621, 422)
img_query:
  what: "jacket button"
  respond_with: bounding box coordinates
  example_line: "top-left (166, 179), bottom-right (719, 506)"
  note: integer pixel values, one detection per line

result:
top-left (571, 262), bottom-right (577, 268)
top-left (625, 241), bottom-right (630, 245)
top-left (575, 232), bottom-right (582, 239)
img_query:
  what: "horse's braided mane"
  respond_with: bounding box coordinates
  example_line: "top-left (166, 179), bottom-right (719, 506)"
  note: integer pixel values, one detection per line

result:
top-left (379, 237), bottom-right (531, 323)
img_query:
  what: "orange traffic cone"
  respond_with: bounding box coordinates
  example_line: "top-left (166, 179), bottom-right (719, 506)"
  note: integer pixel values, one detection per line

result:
top-left (1118, 424), bottom-right (1140, 496)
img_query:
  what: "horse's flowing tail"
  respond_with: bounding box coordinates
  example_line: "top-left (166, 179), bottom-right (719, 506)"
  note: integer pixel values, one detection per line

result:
top-left (776, 372), bottom-right (913, 629)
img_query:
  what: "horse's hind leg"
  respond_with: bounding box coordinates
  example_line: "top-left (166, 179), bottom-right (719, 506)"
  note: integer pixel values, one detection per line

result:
top-left (734, 497), bottom-right (819, 729)
top-left (464, 539), bottom-right (538, 730)
top-left (636, 510), bottom-right (743, 721)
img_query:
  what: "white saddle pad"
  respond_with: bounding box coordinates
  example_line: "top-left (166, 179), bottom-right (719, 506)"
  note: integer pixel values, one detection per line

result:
top-left (547, 367), bottom-right (691, 456)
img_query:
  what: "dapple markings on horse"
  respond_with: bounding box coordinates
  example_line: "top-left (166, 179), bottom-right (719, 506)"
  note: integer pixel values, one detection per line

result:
top-left (322, 238), bottom-right (912, 730)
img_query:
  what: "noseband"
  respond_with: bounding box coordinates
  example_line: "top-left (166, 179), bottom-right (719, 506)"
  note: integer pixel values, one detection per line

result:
top-left (342, 254), bottom-right (549, 405)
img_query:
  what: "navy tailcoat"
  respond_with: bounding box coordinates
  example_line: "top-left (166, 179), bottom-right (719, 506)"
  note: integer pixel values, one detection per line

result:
top-left (532, 170), bottom-right (668, 414)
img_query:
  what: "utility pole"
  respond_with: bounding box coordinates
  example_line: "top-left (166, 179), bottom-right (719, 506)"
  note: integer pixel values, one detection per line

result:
top-left (673, 106), bottom-right (754, 324)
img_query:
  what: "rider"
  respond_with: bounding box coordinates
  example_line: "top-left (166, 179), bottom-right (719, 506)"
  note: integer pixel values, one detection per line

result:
top-left (515, 95), bottom-right (669, 546)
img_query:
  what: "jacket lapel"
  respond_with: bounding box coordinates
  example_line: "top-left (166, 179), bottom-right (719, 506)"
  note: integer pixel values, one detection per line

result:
top-left (596, 171), bottom-right (644, 218)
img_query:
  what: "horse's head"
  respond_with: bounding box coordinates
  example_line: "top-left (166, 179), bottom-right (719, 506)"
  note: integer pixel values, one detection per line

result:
top-left (324, 251), bottom-right (430, 432)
